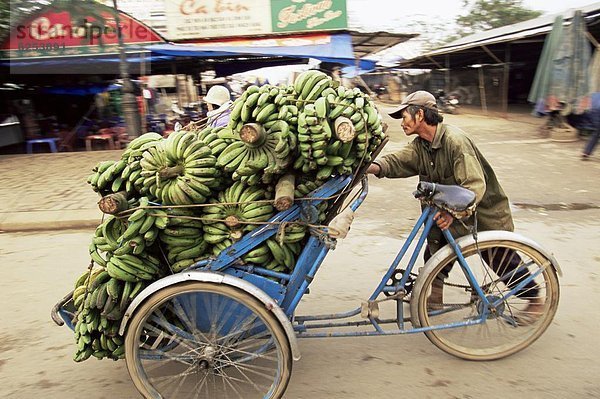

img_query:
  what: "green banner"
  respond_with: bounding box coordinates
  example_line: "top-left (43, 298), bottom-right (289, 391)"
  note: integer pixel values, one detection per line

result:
top-left (271, 0), bottom-right (347, 33)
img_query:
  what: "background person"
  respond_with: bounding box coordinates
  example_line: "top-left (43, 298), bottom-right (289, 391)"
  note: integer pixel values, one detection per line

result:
top-left (204, 85), bottom-right (232, 128)
top-left (366, 90), bottom-right (543, 321)
top-left (565, 92), bottom-right (600, 159)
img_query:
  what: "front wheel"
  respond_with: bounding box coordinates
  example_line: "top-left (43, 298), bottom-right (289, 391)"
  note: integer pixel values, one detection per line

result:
top-left (410, 237), bottom-right (560, 360)
top-left (125, 282), bottom-right (292, 398)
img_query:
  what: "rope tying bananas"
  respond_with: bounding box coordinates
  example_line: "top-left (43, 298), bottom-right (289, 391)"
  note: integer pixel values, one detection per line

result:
top-left (74, 70), bottom-right (386, 362)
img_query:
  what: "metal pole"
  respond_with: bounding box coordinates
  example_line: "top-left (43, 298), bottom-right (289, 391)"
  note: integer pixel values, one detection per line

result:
top-left (112, 0), bottom-right (141, 138)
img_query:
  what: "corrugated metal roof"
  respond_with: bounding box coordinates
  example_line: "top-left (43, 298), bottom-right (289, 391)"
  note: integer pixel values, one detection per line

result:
top-left (399, 1), bottom-right (600, 67)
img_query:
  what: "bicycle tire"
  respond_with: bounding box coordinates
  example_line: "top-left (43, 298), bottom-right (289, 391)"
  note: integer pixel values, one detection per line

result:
top-left (125, 281), bottom-right (292, 398)
top-left (410, 236), bottom-right (560, 360)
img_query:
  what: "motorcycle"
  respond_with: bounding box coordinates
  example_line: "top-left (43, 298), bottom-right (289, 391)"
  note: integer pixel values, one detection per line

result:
top-left (435, 90), bottom-right (460, 114)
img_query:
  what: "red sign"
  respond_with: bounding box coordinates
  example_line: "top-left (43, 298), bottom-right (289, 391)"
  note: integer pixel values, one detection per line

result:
top-left (1, 4), bottom-right (163, 59)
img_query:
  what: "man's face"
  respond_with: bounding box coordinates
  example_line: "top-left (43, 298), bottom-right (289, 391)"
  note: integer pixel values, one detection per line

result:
top-left (400, 108), bottom-right (422, 136)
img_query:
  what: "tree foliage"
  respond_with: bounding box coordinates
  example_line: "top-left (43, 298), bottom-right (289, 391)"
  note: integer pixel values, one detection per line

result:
top-left (456, 0), bottom-right (542, 35)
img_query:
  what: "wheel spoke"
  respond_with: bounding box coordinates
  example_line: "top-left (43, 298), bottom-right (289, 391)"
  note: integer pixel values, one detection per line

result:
top-left (125, 282), bottom-right (291, 399)
top-left (415, 239), bottom-right (559, 360)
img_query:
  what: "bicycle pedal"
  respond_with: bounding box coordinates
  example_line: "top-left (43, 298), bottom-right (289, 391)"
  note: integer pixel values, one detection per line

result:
top-left (360, 301), bottom-right (379, 319)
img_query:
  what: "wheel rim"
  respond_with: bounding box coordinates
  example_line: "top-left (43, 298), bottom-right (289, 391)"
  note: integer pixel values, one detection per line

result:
top-left (126, 283), bottom-right (290, 398)
top-left (417, 241), bottom-right (559, 360)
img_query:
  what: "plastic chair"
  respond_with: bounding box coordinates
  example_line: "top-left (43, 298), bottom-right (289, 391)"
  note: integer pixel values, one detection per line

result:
top-left (26, 138), bottom-right (60, 153)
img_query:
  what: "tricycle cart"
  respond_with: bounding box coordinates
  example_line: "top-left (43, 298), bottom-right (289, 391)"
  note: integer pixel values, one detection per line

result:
top-left (52, 169), bottom-right (561, 398)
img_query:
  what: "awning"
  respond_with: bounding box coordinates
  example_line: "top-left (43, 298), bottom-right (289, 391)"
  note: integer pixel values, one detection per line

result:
top-left (148, 33), bottom-right (378, 70)
top-left (40, 83), bottom-right (122, 96)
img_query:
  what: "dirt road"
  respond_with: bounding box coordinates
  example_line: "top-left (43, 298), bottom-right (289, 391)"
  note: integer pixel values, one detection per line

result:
top-left (1, 109), bottom-right (599, 398)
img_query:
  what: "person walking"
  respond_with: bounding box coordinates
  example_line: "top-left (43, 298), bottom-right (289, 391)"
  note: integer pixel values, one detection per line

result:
top-left (366, 90), bottom-right (543, 321)
top-left (569, 92), bottom-right (600, 159)
top-left (204, 85), bottom-right (232, 128)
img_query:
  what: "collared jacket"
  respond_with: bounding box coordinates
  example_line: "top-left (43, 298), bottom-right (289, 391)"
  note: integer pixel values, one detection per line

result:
top-left (207, 101), bottom-right (233, 128)
top-left (375, 123), bottom-right (514, 251)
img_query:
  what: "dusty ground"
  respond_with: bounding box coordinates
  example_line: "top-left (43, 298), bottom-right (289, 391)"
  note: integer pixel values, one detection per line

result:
top-left (0, 109), bottom-right (599, 398)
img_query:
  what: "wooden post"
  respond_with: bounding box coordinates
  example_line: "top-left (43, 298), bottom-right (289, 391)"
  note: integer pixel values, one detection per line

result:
top-left (274, 174), bottom-right (295, 211)
top-left (478, 67), bottom-right (487, 114)
top-left (502, 43), bottom-right (511, 118)
top-left (445, 54), bottom-right (451, 94)
top-left (98, 191), bottom-right (129, 214)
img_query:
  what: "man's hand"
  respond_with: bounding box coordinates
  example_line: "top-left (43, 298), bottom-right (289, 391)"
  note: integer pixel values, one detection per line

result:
top-left (434, 211), bottom-right (454, 230)
top-left (366, 163), bottom-right (381, 175)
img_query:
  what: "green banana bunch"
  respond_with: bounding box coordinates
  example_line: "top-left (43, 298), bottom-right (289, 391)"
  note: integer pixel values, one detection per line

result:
top-left (87, 159), bottom-right (128, 196)
top-left (72, 272), bottom-right (147, 362)
top-left (139, 130), bottom-right (220, 205)
top-left (202, 182), bottom-right (274, 244)
top-left (106, 252), bottom-right (162, 282)
top-left (293, 70), bottom-right (333, 102)
top-left (265, 238), bottom-right (298, 272)
top-left (121, 132), bottom-right (163, 160)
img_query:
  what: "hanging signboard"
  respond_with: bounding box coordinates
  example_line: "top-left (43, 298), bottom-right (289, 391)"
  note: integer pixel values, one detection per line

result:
top-left (165, 0), bottom-right (348, 41)
top-left (271, 0), bottom-right (347, 33)
top-left (0, 2), bottom-right (164, 60)
top-left (165, 0), bottom-right (272, 40)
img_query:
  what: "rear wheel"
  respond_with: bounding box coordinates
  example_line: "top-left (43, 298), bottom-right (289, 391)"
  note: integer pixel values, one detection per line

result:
top-left (410, 238), bottom-right (559, 360)
top-left (125, 282), bottom-right (292, 398)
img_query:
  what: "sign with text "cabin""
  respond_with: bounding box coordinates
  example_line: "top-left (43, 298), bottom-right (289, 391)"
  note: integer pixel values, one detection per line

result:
top-left (165, 0), bottom-right (348, 40)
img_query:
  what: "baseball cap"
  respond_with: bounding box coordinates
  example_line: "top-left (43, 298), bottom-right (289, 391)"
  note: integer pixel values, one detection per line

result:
top-left (389, 90), bottom-right (437, 119)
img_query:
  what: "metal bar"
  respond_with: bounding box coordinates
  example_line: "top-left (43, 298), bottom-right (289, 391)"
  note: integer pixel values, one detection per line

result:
top-left (370, 317), bottom-right (384, 333)
top-left (397, 297), bottom-right (405, 329)
top-left (491, 265), bottom-right (545, 308)
top-left (284, 245), bottom-right (331, 316)
top-left (350, 177), bottom-right (369, 211)
top-left (295, 317), bottom-right (408, 330)
top-left (368, 207), bottom-right (433, 301)
top-left (233, 265), bottom-right (291, 281)
top-left (442, 229), bottom-right (492, 311)
top-left (400, 212), bottom-right (436, 285)
top-left (51, 290), bottom-right (73, 326)
top-left (294, 307), bottom-right (362, 322)
top-left (296, 317), bottom-right (485, 338)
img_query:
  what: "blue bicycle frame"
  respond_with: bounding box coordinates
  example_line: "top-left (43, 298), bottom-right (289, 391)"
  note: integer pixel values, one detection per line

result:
top-left (185, 174), bottom-right (541, 339)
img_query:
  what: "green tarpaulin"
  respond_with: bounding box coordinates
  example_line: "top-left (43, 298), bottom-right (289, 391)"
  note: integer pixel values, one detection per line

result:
top-left (528, 11), bottom-right (593, 115)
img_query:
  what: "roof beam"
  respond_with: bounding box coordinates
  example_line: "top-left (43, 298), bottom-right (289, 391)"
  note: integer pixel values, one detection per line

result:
top-left (481, 45), bottom-right (503, 63)
top-left (426, 55), bottom-right (444, 69)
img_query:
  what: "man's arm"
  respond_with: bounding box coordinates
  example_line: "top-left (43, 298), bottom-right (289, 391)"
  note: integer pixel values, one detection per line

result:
top-left (368, 141), bottom-right (420, 178)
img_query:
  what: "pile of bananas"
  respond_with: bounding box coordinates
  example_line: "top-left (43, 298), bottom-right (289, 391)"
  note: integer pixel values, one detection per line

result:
top-left (73, 71), bottom-right (387, 362)
top-left (72, 268), bottom-right (149, 361)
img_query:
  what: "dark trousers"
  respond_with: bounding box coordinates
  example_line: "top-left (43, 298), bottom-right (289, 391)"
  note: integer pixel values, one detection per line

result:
top-left (424, 234), bottom-right (540, 299)
top-left (583, 128), bottom-right (600, 156)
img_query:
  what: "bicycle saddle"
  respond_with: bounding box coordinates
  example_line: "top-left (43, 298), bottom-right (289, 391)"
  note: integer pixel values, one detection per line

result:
top-left (414, 182), bottom-right (476, 214)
